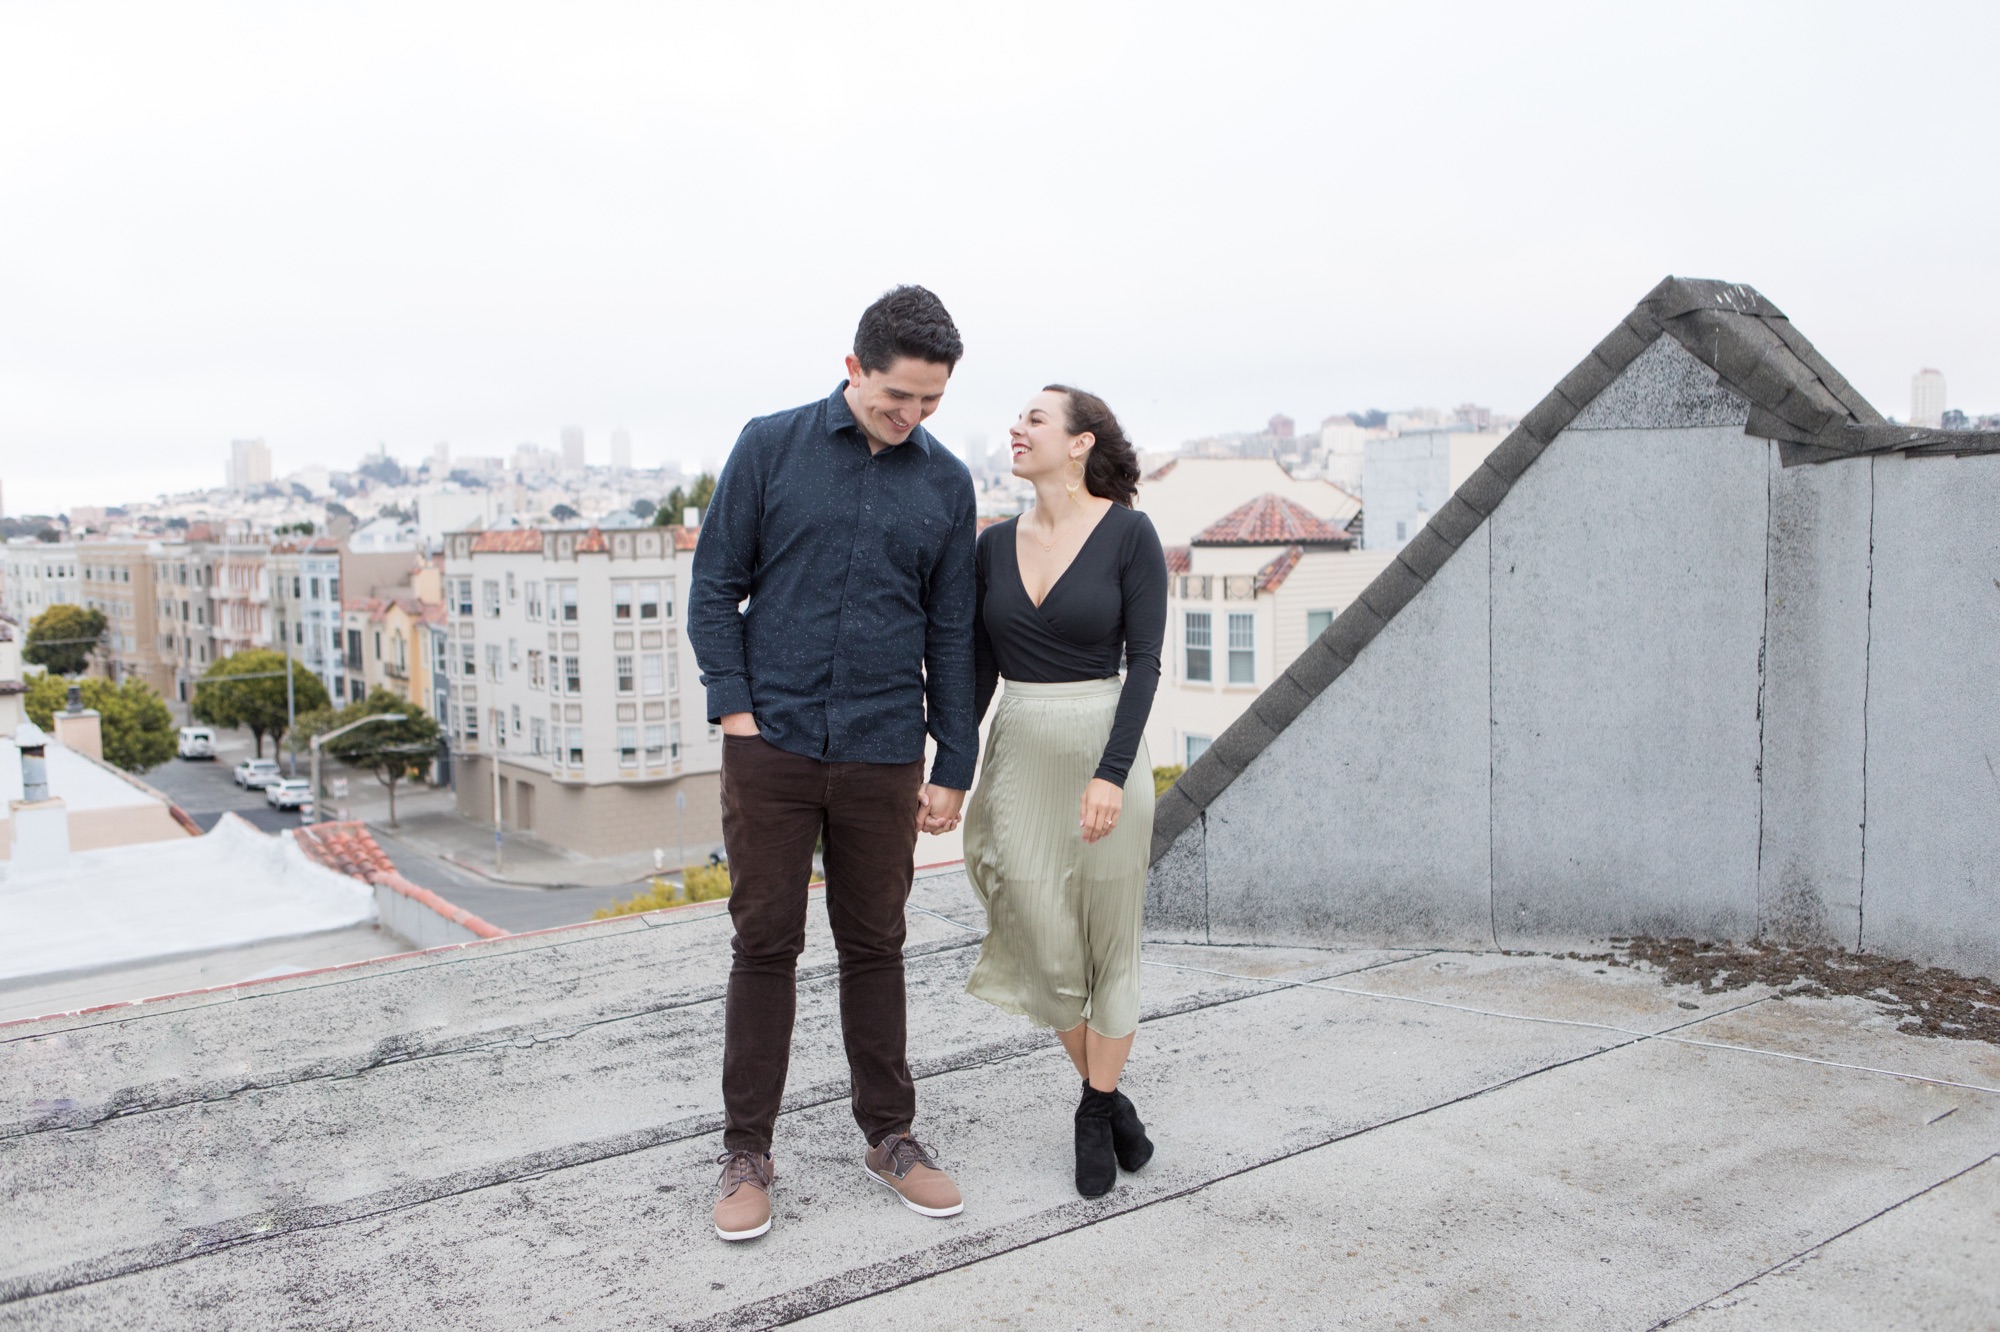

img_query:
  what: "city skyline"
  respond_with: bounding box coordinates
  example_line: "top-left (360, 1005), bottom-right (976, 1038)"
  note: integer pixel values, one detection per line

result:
top-left (5, 1), bottom-right (1996, 516)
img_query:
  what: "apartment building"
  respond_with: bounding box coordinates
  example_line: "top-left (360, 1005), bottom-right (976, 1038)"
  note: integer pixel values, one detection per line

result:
top-left (205, 543), bottom-right (271, 660)
top-left (270, 538), bottom-right (347, 702)
top-left (1149, 494), bottom-right (1396, 770)
top-left (77, 542), bottom-right (170, 697)
top-left (3, 540), bottom-right (81, 622)
top-left (150, 544), bottom-right (214, 708)
top-left (443, 524), bottom-right (720, 858)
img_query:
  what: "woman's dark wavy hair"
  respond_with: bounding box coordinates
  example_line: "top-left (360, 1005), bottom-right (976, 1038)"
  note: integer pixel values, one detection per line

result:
top-left (1044, 385), bottom-right (1140, 507)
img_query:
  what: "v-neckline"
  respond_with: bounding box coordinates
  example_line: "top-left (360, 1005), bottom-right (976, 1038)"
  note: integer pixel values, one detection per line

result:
top-left (1013, 505), bottom-right (1116, 611)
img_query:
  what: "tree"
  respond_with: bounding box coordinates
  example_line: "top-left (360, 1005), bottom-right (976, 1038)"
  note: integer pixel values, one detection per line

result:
top-left (23, 675), bottom-right (176, 772)
top-left (630, 497), bottom-right (656, 520)
top-left (23, 605), bottom-right (108, 675)
top-left (550, 503), bottom-right (580, 522)
top-left (190, 649), bottom-right (332, 758)
top-left (650, 473), bottom-right (716, 526)
top-left (322, 688), bottom-right (442, 828)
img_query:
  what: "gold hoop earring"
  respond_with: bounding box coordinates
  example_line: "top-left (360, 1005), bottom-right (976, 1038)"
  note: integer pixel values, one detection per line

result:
top-left (1066, 457), bottom-right (1085, 504)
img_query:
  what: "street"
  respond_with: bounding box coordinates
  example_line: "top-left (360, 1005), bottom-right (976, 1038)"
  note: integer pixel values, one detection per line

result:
top-left (137, 729), bottom-right (648, 933)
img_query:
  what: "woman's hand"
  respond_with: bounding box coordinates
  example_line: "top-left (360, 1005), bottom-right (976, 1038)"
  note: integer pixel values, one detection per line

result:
top-left (1079, 778), bottom-right (1123, 844)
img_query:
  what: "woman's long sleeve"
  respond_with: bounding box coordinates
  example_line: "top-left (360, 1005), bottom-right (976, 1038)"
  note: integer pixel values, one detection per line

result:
top-left (1093, 516), bottom-right (1167, 787)
top-left (973, 534), bottom-right (999, 724)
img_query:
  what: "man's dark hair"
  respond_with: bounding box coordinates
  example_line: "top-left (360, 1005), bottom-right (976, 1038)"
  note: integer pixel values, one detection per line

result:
top-left (853, 285), bottom-right (963, 373)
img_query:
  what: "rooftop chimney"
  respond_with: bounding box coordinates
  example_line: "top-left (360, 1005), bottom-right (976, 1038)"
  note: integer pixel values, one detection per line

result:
top-left (9, 721), bottom-right (70, 872)
top-left (50, 689), bottom-right (103, 762)
top-left (683, 506), bottom-right (700, 528)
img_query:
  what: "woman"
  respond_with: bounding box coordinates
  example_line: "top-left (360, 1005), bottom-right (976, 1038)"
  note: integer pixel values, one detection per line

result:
top-left (963, 384), bottom-right (1168, 1198)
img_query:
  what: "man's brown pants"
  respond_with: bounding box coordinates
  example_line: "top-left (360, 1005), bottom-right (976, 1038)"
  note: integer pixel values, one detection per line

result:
top-left (719, 732), bottom-right (922, 1154)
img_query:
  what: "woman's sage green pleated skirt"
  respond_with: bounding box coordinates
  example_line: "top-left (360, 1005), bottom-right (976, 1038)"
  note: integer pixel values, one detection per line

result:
top-left (963, 677), bottom-right (1154, 1039)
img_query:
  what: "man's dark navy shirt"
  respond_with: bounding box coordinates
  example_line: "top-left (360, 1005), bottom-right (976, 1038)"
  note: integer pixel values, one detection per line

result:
top-left (689, 383), bottom-right (979, 789)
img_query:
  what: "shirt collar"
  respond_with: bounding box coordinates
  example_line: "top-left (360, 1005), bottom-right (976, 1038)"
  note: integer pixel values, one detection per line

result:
top-left (825, 380), bottom-right (932, 456)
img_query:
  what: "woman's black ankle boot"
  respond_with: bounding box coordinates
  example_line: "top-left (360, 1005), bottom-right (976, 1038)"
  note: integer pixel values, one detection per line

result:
top-left (1074, 1083), bottom-right (1119, 1197)
top-left (1108, 1088), bottom-right (1154, 1172)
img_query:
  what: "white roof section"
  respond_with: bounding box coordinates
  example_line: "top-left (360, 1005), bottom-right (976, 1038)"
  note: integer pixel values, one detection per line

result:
top-left (0, 815), bottom-right (375, 983)
top-left (0, 737), bottom-right (162, 815)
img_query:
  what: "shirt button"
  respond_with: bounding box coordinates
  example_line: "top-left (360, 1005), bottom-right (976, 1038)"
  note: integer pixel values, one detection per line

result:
top-left (865, 504), bottom-right (873, 511)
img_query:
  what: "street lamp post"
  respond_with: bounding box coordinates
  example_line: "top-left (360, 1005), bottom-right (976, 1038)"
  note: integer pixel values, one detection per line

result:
top-left (309, 713), bottom-right (406, 825)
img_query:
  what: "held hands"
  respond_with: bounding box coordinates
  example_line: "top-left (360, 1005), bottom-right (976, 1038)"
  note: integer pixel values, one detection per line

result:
top-left (917, 784), bottom-right (965, 836)
top-left (1079, 778), bottom-right (1123, 844)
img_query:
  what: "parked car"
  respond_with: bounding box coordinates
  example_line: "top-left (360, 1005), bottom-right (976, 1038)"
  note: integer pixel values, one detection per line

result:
top-left (177, 727), bottom-right (217, 760)
top-left (266, 779), bottom-right (313, 810)
top-left (233, 759), bottom-right (281, 789)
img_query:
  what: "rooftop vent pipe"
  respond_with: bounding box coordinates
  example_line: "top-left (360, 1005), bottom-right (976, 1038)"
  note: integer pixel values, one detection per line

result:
top-left (16, 721), bottom-right (49, 802)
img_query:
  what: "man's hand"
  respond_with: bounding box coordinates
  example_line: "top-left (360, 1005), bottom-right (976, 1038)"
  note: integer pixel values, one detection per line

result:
top-left (917, 784), bottom-right (965, 835)
top-left (720, 712), bottom-right (759, 737)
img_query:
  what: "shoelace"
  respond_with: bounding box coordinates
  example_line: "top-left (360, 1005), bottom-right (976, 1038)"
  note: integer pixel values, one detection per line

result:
top-left (715, 1150), bottom-right (768, 1192)
top-left (882, 1133), bottom-right (941, 1177)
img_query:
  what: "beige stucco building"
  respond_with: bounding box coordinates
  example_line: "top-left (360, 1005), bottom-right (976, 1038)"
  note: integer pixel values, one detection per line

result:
top-left (444, 525), bottom-right (721, 860)
top-left (1148, 494), bottom-right (1395, 771)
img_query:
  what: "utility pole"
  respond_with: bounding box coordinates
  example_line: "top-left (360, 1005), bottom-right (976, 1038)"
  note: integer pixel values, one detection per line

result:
top-left (492, 747), bottom-right (504, 872)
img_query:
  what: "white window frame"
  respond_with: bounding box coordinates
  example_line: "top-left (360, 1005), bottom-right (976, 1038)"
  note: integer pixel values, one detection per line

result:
top-left (1227, 612), bottom-right (1256, 685)
top-left (1184, 611), bottom-right (1212, 683)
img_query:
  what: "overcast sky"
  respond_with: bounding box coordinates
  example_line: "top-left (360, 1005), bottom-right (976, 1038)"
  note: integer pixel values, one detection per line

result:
top-left (4, 0), bottom-right (1996, 516)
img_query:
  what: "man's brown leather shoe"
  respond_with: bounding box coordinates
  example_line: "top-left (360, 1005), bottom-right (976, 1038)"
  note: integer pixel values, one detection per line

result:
top-left (713, 1150), bottom-right (774, 1241)
top-left (864, 1132), bottom-right (963, 1217)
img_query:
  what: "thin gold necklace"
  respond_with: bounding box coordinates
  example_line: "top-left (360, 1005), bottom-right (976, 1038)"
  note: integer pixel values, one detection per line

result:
top-left (1027, 506), bottom-right (1084, 552)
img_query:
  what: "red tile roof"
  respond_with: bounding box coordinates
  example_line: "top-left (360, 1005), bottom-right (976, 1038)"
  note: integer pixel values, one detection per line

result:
top-left (294, 821), bottom-right (506, 940)
top-left (1192, 493), bottom-right (1354, 547)
top-left (667, 525), bottom-right (699, 552)
top-left (1144, 460), bottom-right (1178, 482)
top-left (470, 530), bottom-right (545, 554)
top-left (294, 820), bottom-right (398, 880)
top-left (1164, 545), bottom-right (1192, 574)
top-left (574, 527), bottom-right (609, 554)
top-left (1256, 545), bottom-right (1305, 592)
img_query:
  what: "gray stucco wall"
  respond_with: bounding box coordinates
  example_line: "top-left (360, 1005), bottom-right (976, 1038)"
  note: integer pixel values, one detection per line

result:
top-left (1201, 537), bottom-right (1492, 947)
top-left (1756, 454), bottom-right (1872, 946)
top-left (1490, 424), bottom-right (1769, 947)
top-left (1855, 455), bottom-right (2000, 979)
top-left (1150, 334), bottom-right (2000, 980)
top-left (373, 882), bottom-right (487, 950)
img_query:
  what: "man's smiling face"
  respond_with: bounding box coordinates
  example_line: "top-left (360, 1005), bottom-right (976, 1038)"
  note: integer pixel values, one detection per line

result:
top-left (843, 354), bottom-right (951, 451)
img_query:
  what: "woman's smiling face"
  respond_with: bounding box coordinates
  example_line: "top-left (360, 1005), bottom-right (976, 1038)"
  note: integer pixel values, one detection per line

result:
top-left (1009, 390), bottom-right (1090, 481)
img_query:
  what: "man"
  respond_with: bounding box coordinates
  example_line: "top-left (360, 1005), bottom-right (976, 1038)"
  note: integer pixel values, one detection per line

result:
top-left (689, 285), bottom-right (977, 1242)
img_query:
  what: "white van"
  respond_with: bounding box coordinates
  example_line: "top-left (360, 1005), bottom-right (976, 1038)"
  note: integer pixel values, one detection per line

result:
top-left (178, 727), bottom-right (217, 760)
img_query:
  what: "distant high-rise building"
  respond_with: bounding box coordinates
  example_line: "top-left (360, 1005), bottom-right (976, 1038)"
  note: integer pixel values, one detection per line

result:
top-left (1911, 369), bottom-right (1946, 428)
top-left (228, 438), bottom-right (272, 491)
top-left (1267, 414), bottom-right (1295, 441)
top-left (561, 426), bottom-right (586, 471)
top-left (433, 441), bottom-right (451, 469)
top-left (610, 429), bottom-right (632, 470)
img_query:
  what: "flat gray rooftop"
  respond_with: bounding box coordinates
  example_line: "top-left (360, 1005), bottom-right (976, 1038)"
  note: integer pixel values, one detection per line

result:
top-left (2, 869), bottom-right (1994, 1329)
